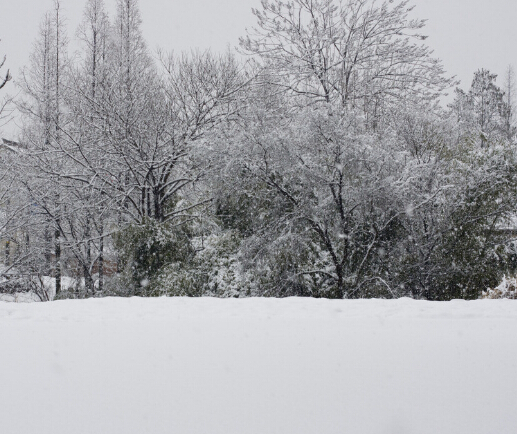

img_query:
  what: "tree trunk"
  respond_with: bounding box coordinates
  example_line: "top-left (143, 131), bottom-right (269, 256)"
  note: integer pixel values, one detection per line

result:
top-left (55, 227), bottom-right (61, 295)
top-left (99, 232), bottom-right (104, 292)
top-left (4, 241), bottom-right (9, 266)
top-left (84, 215), bottom-right (94, 294)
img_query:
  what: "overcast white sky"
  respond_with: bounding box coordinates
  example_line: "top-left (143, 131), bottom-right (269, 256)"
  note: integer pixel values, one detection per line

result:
top-left (1, 0), bottom-right (516, 136)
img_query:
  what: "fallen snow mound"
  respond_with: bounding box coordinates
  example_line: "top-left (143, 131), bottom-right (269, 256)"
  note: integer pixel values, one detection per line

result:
top-left (1, 297), bottom-right (516, 434)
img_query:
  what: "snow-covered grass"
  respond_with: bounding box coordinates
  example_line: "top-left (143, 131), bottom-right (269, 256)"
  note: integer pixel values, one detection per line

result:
top-left (1, 297), bottom-right (516, 434)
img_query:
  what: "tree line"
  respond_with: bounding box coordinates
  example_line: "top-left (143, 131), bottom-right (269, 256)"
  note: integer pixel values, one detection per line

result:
top-left (1, 0), bottom-right (516, 300)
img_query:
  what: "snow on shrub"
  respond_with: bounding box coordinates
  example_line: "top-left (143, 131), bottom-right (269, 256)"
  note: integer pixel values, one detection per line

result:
top-left (483, 275), bottom-right (517, 299)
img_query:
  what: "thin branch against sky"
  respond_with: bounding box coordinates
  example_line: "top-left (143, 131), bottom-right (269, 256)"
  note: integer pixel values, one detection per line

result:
top-left (0, 0), bottom-right (516, 134)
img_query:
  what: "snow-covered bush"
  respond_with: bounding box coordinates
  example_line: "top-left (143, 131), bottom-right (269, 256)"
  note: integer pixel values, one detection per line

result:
top-left (113, 219), bottom-right (195, 296)
top-left (151, 230), bottom-right (254, 298)
top-left (483, 276), bottom-right (517, 299)
top-left (149, 230), bottom-right (253, 297)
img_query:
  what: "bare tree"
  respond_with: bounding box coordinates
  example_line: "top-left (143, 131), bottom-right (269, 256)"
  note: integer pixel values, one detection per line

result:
top-left (0, 45), bottom-right (13, 128)
top-left (57, 0), bottom-right (113, 294)
top-left (0, 52), bottom-right (10, 91)
top-left (503, 65), bottom-right (516, 141)
top-left (240, 0), bottom-right (454, 128)
top-left (17, 0), bottom-right (69, 296)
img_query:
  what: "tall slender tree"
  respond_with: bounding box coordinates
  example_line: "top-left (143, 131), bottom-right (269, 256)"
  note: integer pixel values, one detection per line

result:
top-left (451, 69), bottom-right (510, 147)
top-left (0, 48), bottom-right (12, 127)
top-left (62, 0), bottom-right (113, 293)
top-left (502, 65), bottom-right (516, 141)
top-left (18, 0), bottom-right (69, 295)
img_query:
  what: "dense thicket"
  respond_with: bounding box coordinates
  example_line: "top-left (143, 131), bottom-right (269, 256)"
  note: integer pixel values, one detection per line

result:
top-left (1, 0), bottom-right (516, 300)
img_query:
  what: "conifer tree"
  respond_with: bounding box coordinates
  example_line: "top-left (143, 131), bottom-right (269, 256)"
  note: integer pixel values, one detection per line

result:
top-left (18, 0), bottom-right (69, 295)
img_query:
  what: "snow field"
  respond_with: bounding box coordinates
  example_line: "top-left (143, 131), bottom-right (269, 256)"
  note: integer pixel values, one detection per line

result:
top-left (0, 297), bottom-right (516, 434)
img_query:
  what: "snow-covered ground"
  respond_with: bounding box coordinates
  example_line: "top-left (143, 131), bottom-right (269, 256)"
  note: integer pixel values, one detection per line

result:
top-left (1, 297), bottom-right (516, 434)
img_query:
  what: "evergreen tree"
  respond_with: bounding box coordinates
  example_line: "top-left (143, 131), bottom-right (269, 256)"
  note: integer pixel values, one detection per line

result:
top-left (451, 69), bottom-right (511, 147)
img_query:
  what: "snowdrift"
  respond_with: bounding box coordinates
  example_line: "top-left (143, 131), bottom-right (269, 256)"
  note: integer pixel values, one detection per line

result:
top-left (1, 297), bottom-right (516, 434)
